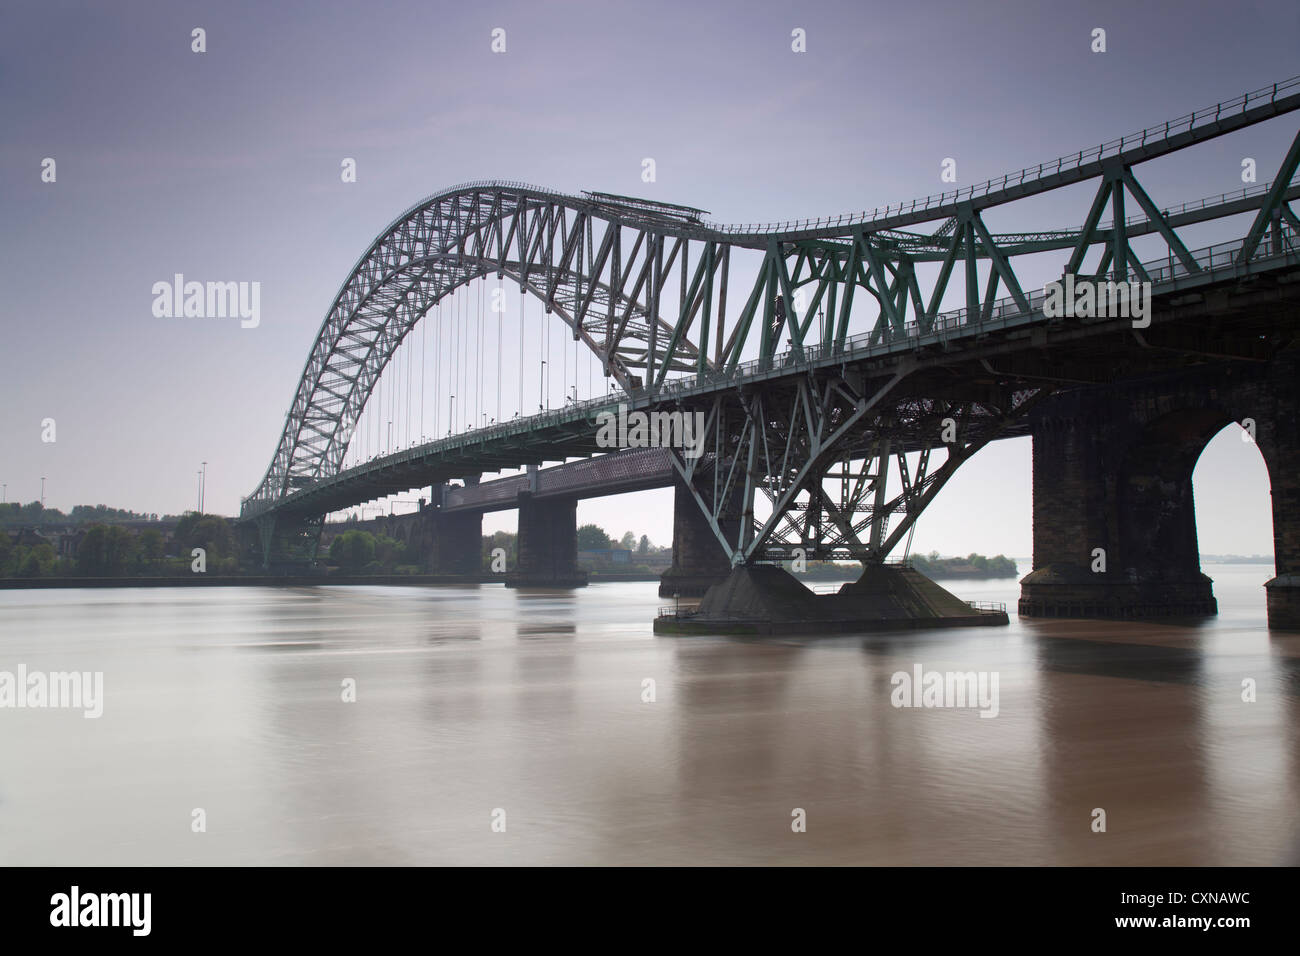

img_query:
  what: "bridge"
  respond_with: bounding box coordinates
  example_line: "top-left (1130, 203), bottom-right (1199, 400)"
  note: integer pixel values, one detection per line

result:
top-left (240, 76), bottom-right (1300, 629)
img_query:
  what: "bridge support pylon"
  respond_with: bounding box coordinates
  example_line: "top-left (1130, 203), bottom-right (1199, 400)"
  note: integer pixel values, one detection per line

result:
top-left (428, 510), bottom-right (484, 576)
top-left (505, 493), bottom-right (587, 588)
top-left (659, 477), bottom-right (741, 598)
top-left (1019, 388), bottom-right (1217, 620)
top-left (1019, 355), bottom-right (1300, 628)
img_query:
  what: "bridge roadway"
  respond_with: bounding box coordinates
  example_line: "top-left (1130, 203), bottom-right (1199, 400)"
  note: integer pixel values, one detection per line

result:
top-left (439, 447), bottom-right (673, 513)
top-left (244, 228), bottom-right (1300, 522)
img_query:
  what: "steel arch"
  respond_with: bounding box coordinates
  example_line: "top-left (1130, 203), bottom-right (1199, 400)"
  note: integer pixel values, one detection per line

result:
top-left (246, 184), bottom-right (722, 511)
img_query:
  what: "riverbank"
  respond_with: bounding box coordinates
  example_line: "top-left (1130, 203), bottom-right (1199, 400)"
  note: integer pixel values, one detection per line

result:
top-left (0, 573), bottom-right (499, 589)
top-left (0, 568), bottom-right (1018, 589)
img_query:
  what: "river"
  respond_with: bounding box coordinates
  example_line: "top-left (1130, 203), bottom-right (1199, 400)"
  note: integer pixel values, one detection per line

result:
top-left (0, 563), bottom-right (1296, 865)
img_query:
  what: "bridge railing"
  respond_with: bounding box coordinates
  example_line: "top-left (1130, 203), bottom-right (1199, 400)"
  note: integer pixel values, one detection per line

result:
top-left (654, 227), bottom-right (1298, 396)
top-left (697, 76), bottom-right (1300, 237)
top-left (656, 605), bottom-right (699, 620)
top-left (1101, 180), bottom-right (1287, 234)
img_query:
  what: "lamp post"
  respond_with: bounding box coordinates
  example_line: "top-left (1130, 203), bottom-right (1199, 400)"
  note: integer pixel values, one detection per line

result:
top-left (200, 461), bottom-right (207, 513)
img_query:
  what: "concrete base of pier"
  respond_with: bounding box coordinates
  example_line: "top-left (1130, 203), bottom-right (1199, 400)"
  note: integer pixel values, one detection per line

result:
top-left (653, 564), bottom-right (1008, 635)
top-left (1018, 563), bottom-right (1217, 619)
top-left (503, 571), bottom-right (589, 589)
top-left (1264, 574), bottom-right (1300, 630)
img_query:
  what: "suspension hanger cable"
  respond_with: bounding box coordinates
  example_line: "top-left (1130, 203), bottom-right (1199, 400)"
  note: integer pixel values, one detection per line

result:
top-left (496, 277), bottom-right (502, 423)
top-left (420, 310), bottom-right (426, 441)
top-left (474, 279), bottom-right (479, 429)
top-left (432, 301), bottom-right (439, 438)
top-left (514, 286), bottom-right (520, 416)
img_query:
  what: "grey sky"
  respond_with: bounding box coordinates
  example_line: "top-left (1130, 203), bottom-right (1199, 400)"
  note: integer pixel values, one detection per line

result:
top-left (2, 0), bottom-right (1296, 555)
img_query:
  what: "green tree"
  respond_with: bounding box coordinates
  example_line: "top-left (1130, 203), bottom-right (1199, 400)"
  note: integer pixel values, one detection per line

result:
top-left (987, 554), bottom-right (1017, 576)
top-left (76, 525), bottom-right (110, 575)
top-left (637, 535), bottom-right (650, 555)
top-left (577, 524), bottom-right (613, 550)
top-left (372, 534), bottom-right (406, 570)
top-left (330, 529), bottom-right (376, 571)
top-left (619, 531), bottom-right (637, 550)
top-left (105, 526), bottom-right (138, 574)
top-left (173, 514), bottom-right (235, 560)
top-left (17, 541), bottom-right (57, 577)
top-left (76, 524), bottom-right (139, 575)
top-left (137, 528), bottom-right (165, 569)
top-left (482, 530), bottom-right (517, 568)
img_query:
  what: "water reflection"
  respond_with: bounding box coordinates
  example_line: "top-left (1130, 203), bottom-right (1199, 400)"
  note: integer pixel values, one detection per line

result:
top-left (0, 565), bottom-right (1295, 865)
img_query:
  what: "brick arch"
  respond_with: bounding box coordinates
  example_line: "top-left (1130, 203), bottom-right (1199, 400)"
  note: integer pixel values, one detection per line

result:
top-left (1021, 351), bottom-right (1300, 623)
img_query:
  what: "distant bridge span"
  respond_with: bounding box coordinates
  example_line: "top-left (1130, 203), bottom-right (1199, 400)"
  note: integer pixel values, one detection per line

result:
top-left (439, 448), bottom-right (675, 514)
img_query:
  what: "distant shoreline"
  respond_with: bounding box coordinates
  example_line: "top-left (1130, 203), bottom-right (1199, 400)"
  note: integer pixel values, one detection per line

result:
top-left (0, 559), bottom-right (1275, 590)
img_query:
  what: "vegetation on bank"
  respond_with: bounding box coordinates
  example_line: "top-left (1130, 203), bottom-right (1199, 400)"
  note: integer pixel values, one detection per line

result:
top-left (1, 504), bottom-right (1015, 582)
top-left (911, 552), bottom-right (1018, 578)
top-left (326, 529), bottom-right (413, 573)
top-left (790, 552), bottom-right (1019, 579)
top-left (0, 511), bottom-right (238, 577)
top-left (0, 501), bottom-right (178, 529)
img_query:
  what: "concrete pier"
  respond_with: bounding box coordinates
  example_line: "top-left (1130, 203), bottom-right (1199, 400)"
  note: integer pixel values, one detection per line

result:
top-left (505, 492), bottom-right (588, 588)
top-left (655, 564), bottom-right (1007, 635)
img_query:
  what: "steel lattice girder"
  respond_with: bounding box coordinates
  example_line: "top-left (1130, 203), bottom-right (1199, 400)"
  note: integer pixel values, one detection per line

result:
top-left (243, 77), bottom-right (1300, 520)
top-left (665, 365), bottom-right (1048, 564)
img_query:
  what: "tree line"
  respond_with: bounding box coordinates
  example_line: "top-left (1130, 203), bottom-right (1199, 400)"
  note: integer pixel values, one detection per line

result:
top-left (0, 512), bottom-right (237, 578)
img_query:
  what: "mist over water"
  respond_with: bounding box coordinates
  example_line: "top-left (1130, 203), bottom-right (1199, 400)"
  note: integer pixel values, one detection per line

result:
top-left (1, 564), bottom-right (1296, 866)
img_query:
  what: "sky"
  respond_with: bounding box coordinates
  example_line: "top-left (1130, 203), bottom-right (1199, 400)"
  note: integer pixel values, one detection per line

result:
top-left (2, 0), bottom-right (1296, 557)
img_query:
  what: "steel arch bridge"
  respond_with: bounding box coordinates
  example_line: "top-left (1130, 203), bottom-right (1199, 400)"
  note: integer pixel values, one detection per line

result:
top-left (241, 75), bottom-right (1300, 570)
